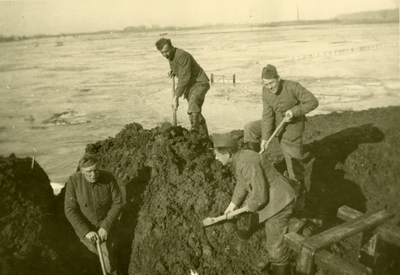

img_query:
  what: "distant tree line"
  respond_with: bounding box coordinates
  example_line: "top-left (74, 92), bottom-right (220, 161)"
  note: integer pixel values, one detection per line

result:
top-left (0, 35), bottom-right (29, 43)
top-left (1, 8), bottom-right (398, 44)
top-left (0, 33), bottom-right (69, 43)
top-left (335, 8), bottom-right (399, 23)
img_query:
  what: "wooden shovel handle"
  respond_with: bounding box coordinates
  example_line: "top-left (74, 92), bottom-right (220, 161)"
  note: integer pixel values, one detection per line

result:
top-left (172, 77), bottom-right (177, 126)
top-left (259, 116), bottom-right (290, 154)
top-left (96, 240), bottom-right (107, 275)
top-left (202, 207), bottom-right (248, 227)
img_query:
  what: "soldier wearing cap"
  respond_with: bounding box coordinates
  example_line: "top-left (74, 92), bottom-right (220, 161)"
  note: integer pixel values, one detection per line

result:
top-left (155, 38), bottom-right (210, 136)
top-left (65, 154), bottom-right (123, 275)
top-left (213, 132), bottom-right (295, 275)
top-left (244, 64), bottom-right (318, 208)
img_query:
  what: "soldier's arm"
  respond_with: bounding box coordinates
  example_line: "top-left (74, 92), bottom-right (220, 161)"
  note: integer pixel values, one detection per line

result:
top-left (261, 89), bottom-right (275, 141)
top-left (290, 82), bottom-right (319, 117)
top-left (174, 53), bottom-right (192, 97)
top-left (241, 162), bottom-right (269, 212)
top-left (231, 171), bottom-right (248, 209)
top-left (100, 174), bottom-right (124, 232)
top-left (64, 177), bottom-right (91, 238)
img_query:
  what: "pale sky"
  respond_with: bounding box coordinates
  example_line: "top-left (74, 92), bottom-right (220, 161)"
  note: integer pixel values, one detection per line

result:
top-left (0, 0), bottom-right (398, 36)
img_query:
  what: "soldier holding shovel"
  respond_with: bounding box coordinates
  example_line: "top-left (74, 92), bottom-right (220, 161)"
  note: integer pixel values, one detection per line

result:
top-left (156, 38), bottom-right (210, 136)
top-left (65, 154), bottom-right (123, 275)
top-left (244, 64), bottom-right (319, 212)
top-left (212, 132), bottom-right (295, 275)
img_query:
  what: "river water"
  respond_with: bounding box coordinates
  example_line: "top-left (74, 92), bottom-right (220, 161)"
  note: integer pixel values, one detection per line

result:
top-left (1, 23), bottom-right (399, 191)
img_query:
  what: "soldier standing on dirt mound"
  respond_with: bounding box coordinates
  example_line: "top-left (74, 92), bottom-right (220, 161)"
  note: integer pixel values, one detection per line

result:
top-left (213, 132), bottom-right (296, 275)
top-left (65, 154), bottom-right (123, 275)
top-left (243, 64), bottom-right (318, 213)
top-left (155, 38), bottom-right (210, 136)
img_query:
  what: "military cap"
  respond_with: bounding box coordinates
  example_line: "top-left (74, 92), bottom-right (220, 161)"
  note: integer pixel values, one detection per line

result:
top-left (212, 132), bottom-right (238, 148)
top-left (155, 38), bottom-right (171, 51)
top-left (262, 64), bottom-right (279, 79)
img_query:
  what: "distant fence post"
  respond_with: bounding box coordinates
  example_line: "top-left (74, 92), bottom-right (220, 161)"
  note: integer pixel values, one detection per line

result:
top-left (210, 73), bottom-right (235, 85)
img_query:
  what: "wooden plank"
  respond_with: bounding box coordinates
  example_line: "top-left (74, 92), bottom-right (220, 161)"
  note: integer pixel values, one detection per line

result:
top-left (337, 205), bottom-right (363, 221)
top-left (287, 207), bottom-right (396, 274)
top-left (376, 224), bottom-right (400, 247)
top-left (285, 233), bottom-right (368, 275)
top-left (302, 210), bottom-right (394, 252)
top-left (289, 217), bottom-right (305, 234)
top-left (316, 250), bottom-right (368, 275)
top-left (285, 232), bottom-right (304, 252)
top-left (337, 206), bottom-right (400, 247)
top-left (296, 246), bottom-right (315, 275)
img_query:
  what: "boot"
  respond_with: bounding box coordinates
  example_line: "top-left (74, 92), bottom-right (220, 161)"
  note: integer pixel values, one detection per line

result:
top-left (290, 179), bottom-right (306, 215)
top-left (190, 112), bottom-right (209, 137)
top-left (189, 112), bottom-right (200, 133)
top-left (198, 113), bottom-right (209, 137)
top-left (243, 142), bottom-right (261, 152)
top-left (272, 264), bottom-right (291, 275)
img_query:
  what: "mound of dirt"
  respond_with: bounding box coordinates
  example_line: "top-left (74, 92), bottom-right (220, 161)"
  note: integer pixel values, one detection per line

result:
top-left (0, 155), bottom-right (58, 274)
top-left (1, 106), bottom-right (399, 275)
top-left (83, 106), bottom-right (400, 275)
top-left (84, 123), bottom-right (268, 274)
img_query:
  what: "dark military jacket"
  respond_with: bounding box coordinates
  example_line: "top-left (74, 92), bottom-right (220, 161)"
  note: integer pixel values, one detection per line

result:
top-left (64, 170), bottom-right (123, 238)
top-left (231, 150), bottom-right (295, 223)
top-left (262, 79), bottom-right (318, 141)
top-left (169, 48), bottom-right (209, 98)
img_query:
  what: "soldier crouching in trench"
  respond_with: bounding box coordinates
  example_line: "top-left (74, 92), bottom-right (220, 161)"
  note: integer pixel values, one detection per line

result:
top-left (213, 133), bottom-right (296, 275)
top-left (65, 154), bottom-right (123, 275)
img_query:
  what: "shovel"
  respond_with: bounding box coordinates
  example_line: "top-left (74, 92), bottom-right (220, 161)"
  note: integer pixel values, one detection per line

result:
top-left (96, 239), bottom-right (107, 275)
top-left (259, 115), bottom-right (291, 154)
top-left (172, 77), bottom-right (177, 126)
top-left (202, 207), bottom-right (248, 227)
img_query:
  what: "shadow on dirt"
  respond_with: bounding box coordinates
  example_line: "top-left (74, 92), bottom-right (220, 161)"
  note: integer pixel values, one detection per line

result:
top-left (302, 124), bottom-right (385, 223)
top-left (117, 166), bottom-right (152, 274)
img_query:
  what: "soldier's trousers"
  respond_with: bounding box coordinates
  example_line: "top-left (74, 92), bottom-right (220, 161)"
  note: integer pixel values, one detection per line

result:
top-left (186, 82), bottom-right (210, 135)
top-left (264, 201), bottom-right (293, 265)
top-left (244, 119), bottom-right (305, 181)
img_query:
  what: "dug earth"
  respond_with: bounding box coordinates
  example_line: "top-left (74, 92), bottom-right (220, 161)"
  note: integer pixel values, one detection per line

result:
top-left (1, 106), bottom-right (399, 275)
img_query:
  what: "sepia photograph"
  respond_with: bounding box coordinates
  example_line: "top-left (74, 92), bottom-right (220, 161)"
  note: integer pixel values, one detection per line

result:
top-left (0, 0), bottom-right (399, 274)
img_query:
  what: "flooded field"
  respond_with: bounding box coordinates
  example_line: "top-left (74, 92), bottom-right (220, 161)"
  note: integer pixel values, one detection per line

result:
top-left (0, 23), bottom-right (399, 185)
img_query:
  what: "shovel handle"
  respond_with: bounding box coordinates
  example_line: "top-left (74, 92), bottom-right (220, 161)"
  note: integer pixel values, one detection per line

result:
top-left (259, 116), bottom-right (290, 154)
top-left (202, 207), bottom-right (248, 227)
top-left (96, 240), bottom-right (107, 275)
top-left (226, 206), bottom-right (249, 219)
top-left (172, 77), bottom-right (177, 126)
